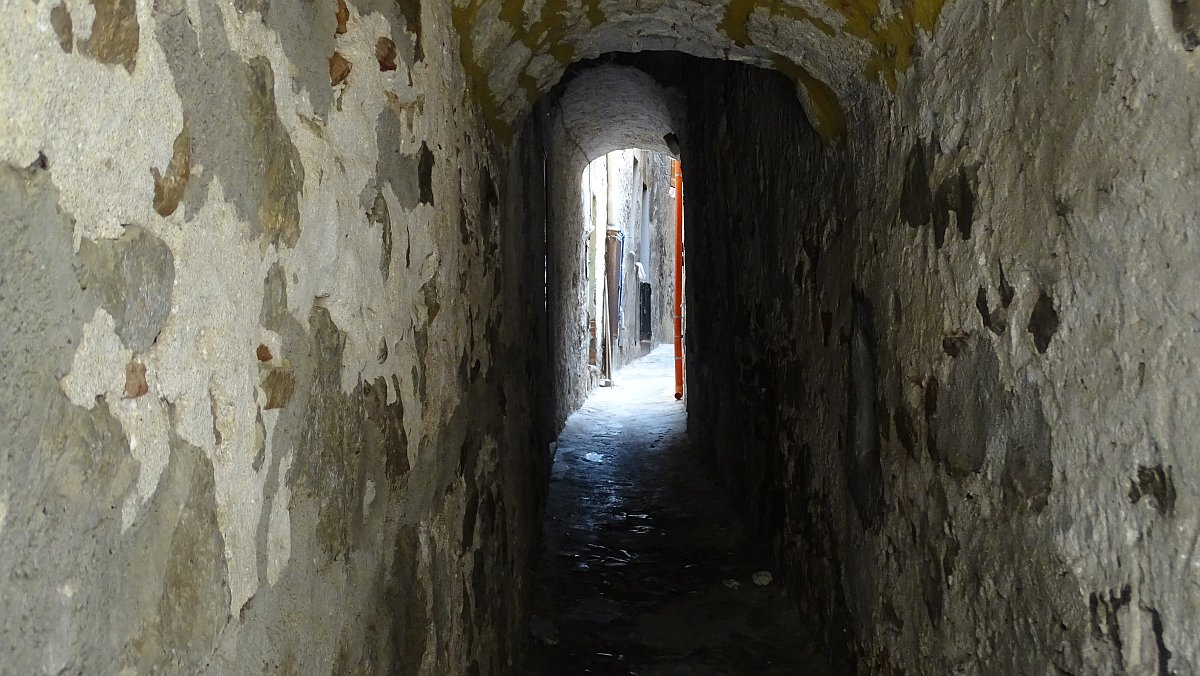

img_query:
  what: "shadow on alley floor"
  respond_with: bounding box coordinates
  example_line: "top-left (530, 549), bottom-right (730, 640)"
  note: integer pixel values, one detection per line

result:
top-left (527, 346), bottom-right (835, 675)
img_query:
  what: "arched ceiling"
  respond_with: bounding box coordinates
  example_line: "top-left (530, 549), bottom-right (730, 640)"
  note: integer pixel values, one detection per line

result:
top-left (451, 0), bottom-right (953, 142)
top-left (551, 64), bottom-right (682, 165)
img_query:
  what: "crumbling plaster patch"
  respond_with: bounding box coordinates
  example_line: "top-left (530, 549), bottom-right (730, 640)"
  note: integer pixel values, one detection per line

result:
top-left (0, 0), bottom-right (183, 243)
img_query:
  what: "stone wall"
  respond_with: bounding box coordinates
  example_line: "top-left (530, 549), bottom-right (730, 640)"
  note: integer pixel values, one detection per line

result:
top-left (680, 1), bottom-right (1200, 671)
top-left (0, 1), bottom-right (549, 672)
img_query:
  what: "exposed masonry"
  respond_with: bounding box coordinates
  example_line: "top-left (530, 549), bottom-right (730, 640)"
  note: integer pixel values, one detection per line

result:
top-left (2, 0), bottom-right (1200, 673)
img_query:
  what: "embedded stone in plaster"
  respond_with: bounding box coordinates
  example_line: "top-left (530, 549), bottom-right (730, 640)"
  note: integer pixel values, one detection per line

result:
top-left (112, 391), bottom-right (173, 530)
top-left (1173, 0), bottom-right (1200, 50)
top-left (976, 287), bottom-right (1007, 336)
top-left (260, 262), bottom-right (289, 331)
top-left (376, 108), bottom-right (432, 210)
top-left (385, 524), bottom-right (429, 674)
top-left (154, 8), bottom-right (304, 247)
top-left (157, 436), bottom-right (231, 667)
top-left (123, 361), bottom-right (149, 398)
top-left (418, 142), bottom-right (435, 205)
top-left (152, 122), bottom-right (191, 217)
top-left (336, 0), bottom-right (349, 34)
top-left (396, 0), bottom-right (423, 60)
top-left (330, 52), bottom-right (353, 86)
top-left (77, 225), bottom-right (175, 352)
top-left (894, 405), bottom-right (918, 459)
top-left (932, 167), bottom-right (975, 247)
top-left (51, 2), bottom-right (74, 52)
top-left (847, 290), bottom-right (883, 526)
top-left (369, 189), bottom-right (394, 279)
top-left (80, 0), bottom-right (138, 73)
top-left (256, 0), bottom-right (337, 115)
top-left (1028, 291), bottom-right (1060, 354)
top-left (261, 367), bottom-right (296, 410)
top-left (934, 336), bottom-right (999, 476)
top-left (900, 143), bottom-right (932, 228)
top-left (1002, 382), bottom-right (1053, 512)
top-left (265, 450), bottom-right (294, 586)
top-left (377, 37), bottom-right (398, 71)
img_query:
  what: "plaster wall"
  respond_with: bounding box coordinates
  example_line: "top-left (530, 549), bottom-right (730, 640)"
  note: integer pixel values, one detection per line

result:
top-left (0, 0), bottom-right (549, 672)
top-left (678, 1), bottom-right (1200, 671)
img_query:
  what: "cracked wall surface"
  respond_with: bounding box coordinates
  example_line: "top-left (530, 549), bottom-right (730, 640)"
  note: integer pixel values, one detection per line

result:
top-left (0, 0), bottom-right (551, 672)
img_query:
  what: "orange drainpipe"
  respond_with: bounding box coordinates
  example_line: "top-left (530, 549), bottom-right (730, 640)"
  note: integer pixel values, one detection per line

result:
top-left (673, 161), bottom-right (684, 401)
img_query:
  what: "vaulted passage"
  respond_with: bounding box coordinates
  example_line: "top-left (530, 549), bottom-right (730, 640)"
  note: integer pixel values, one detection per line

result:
top-left (2, 1), bottom-right (1199, 674)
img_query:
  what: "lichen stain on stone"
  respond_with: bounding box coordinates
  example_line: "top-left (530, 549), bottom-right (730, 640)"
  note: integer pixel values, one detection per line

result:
top-left (453, 0), bottom-right (951, 142)
top-left (451, 0), bottom-right (582, 143)
top-left (152, 122), bottom-right (191, 217)
top-left (768, 55), bottom-right (847, 140)
top-left (719, 0), bottom-right (835, 48)
top-left (384, 524), bottom-right (428, 674)
top-left (81, 0), bottom-right (139, 73)
top-left (1028, 291), bottom-right (1060, 354)
top-left (50, 2), bottom-right (73, 52)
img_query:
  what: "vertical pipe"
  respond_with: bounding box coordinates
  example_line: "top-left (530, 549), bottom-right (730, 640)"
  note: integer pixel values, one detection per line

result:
top-left (673, 161), bottom-right (684, 401)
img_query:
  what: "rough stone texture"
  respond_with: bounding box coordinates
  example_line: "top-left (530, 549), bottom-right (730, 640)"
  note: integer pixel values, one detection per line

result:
top-left (663, 1), bottom-right (1200, 666)
top-left (1, 1), bottom-right (550, 672)
top-left (77, 225), bottom-right (175, 353)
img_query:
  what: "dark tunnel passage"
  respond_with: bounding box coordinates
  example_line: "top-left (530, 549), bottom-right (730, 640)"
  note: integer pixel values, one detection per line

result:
top-left (2, 1), bottom-right (1197, 673)
top-left (527, 54), bottom-right (864, 672)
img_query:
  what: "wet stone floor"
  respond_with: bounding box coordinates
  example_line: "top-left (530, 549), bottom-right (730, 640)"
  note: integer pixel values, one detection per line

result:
top-left (527, 347), bottom-right (834, 675)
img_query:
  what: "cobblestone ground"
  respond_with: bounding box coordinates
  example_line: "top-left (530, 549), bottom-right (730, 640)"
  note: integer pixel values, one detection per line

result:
top-left (528, 346), bottom-right (835, 675)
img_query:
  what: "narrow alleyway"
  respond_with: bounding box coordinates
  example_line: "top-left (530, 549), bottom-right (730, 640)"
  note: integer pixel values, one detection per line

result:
top-left (528, 347), bottom-right (833, 675)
